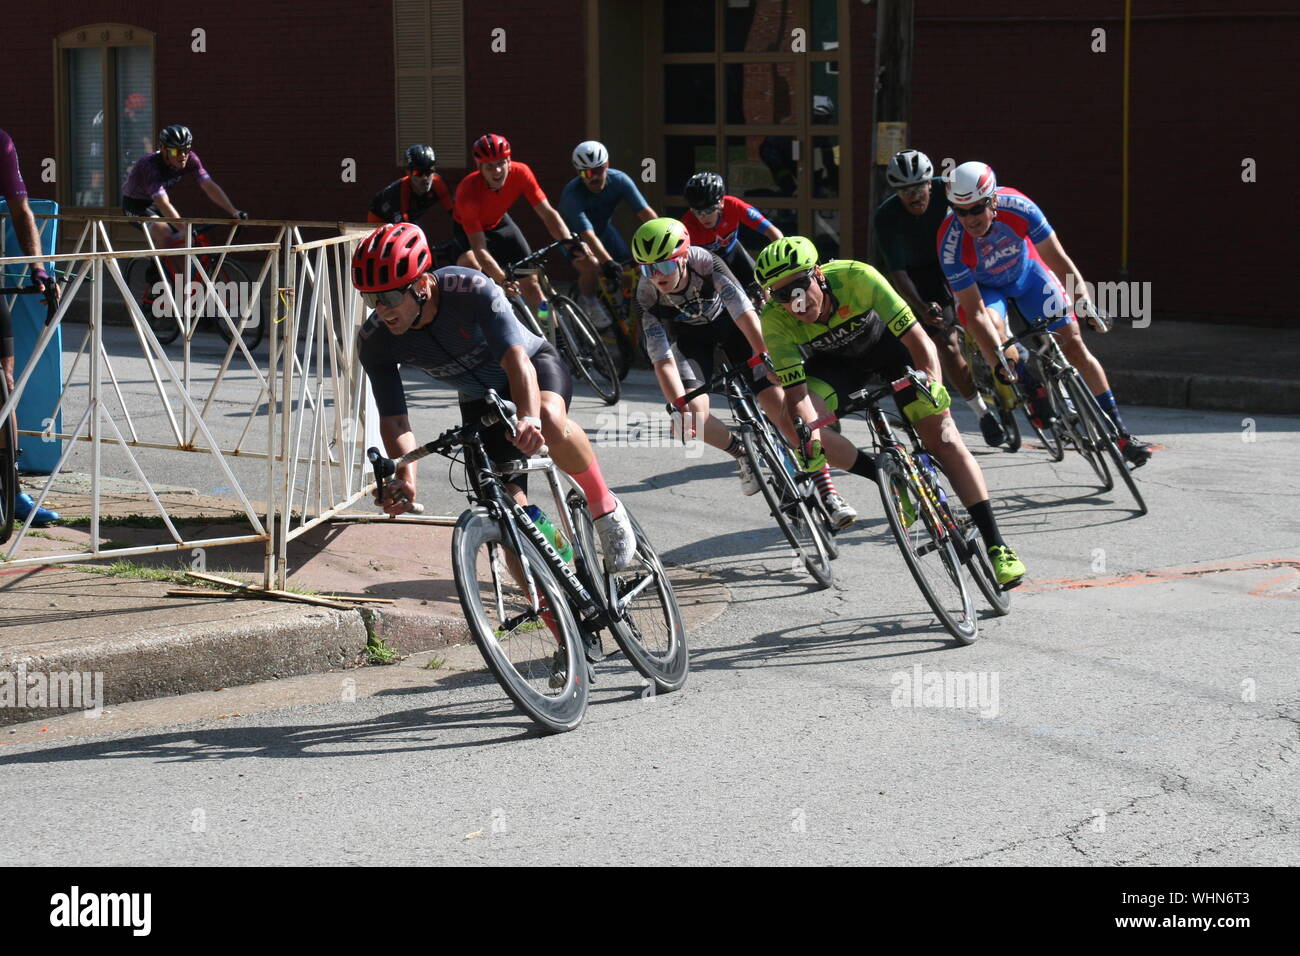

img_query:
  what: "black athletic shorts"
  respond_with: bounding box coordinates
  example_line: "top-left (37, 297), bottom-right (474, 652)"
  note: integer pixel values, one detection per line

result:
top-left (803, 332), bottom-right (916, 418)
top-left (122, 196), bottom-right (163, 217)
top-left (672, 316), bottom-right (773, 396)
top-left (456, 341), bottom-right (571, 493)
top-left (452, 213), bottom-right (531, 272)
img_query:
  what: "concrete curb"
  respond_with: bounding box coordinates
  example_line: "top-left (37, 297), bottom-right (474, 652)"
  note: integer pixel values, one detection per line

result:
top-left (1106, 370), bottom-right (1300, 416)
top-left (0, 603), bottom-right (470, 727)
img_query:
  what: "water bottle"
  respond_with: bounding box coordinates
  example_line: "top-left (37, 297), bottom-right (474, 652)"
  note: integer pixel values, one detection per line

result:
top-left (917, 453), bottom-right (947, 505)
top-left (524, 504), bottom-right (573, 562)
top-left (536, 299), bottom-right (553, 339)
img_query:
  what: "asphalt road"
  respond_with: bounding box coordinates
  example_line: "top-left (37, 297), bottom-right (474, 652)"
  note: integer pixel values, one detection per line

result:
top-left (2, 327), bottom-right (1296, 865)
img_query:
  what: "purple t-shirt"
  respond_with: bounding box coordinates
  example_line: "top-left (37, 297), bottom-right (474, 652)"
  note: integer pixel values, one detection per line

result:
top-left (0, 129), bottom-right (28, 201)
top-left (122, 150), bottom-right (211, 201)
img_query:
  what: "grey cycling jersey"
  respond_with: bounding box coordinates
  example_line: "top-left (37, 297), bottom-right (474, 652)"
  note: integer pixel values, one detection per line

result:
top-left (358, 266), bottom-right (546, 414)
top-left (636, 247), bottom-right (752, 363)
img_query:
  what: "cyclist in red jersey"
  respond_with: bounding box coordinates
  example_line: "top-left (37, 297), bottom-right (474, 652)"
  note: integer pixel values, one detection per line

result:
top-left (367, 144), bottom-right (457, 245)
top-left (452, 133), bottom-right (591, 314)
top-left (681, 173), bottom-right (782, 296)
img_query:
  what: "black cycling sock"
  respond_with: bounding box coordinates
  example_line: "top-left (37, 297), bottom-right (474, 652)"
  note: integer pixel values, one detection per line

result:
top-left (967, 499), bottom-right (1005, 549)
top-left (724, 434), bottom-right (746, 459)
top-left (849, 450), bottom-right (877, 482)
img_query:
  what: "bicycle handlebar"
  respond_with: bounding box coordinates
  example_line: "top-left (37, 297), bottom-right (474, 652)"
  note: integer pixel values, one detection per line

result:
top-left (839, 367), bottom-right (937, 418)
top-left (505, 237), bottom-right (585, 279)
top-left (668, 352), bottom-right (773, 414)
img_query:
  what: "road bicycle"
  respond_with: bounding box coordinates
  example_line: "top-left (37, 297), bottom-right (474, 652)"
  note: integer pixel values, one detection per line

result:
top-left (672, 353), bottom-right (836, 588)
top-left (997, 316), bottom-right (1148, 515)
top-left (367, 389), bottom-right (687, 733)
top-left (503, 240), bottom-right (620, 406)
top-left (835, 369), bottom-right (1014, 644)
top-left (957, 322), bottom-right (1025, 453)
top-left (0, 286), bottom-right (58, 545)
top-left (124, 223), bottom-right (263, 350)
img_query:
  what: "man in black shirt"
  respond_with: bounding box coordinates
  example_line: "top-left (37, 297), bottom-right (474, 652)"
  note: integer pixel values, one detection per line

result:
top-left (874, 149), bottom-right (1004, 447)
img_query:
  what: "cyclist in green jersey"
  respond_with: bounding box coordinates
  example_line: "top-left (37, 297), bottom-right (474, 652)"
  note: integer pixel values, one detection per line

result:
top-left (755, 236), bottom-right (1026, 587)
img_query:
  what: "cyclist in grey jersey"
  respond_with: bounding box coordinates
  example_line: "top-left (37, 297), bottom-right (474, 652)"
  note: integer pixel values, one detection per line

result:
top-left (353, 225), bottom-right (639, 568)
top-left (632, 219), bottom-right (856, 528)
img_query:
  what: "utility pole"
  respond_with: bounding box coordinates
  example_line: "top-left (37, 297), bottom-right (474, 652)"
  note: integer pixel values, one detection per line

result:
top-left (867, 0), bottom-right (915, 265)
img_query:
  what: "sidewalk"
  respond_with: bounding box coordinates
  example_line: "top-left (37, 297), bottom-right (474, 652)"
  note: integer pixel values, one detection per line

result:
top-left (0, 478), bottom-right (729, 726)
top-left (1071, 318), bottom-right (1299, 414)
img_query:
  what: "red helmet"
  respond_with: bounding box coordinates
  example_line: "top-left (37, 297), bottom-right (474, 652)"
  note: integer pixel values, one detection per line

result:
top-left (472, 133), bottom-right (511, 163)
top-left (351, 223), bottom-right (432, 291)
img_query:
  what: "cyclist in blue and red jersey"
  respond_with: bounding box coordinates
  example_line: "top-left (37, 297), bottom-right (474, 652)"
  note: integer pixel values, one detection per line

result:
top-left (558, 140), bottom-right (657, 328)
top-left (681, 173), bottom-right (782, 296)
top-left (367, 144), bottom-right (456, 241)
top-left (121, 125), bottom-right (246, 248)
top-left (938, 161), bottom-right (1153, 467)
top-left (0, 129), bottom-right (60, 524)
top-left (452, 133), bottom-right (591, 316)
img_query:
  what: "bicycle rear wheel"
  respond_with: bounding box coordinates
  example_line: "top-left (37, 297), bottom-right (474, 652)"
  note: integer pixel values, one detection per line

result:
top-left (568, 494), bottom-right (689, 692)
top-left (743, 423), bottom-right (833, 588)
top-left (0, 376), bottom-right (17, 545)
top-left (552, 294), bottom-right (620, 405)
top-left (452, 509), bottom-right (588, 733)
top-left (124, 256), bottom-right (181, 345)
top-left (876, 450), bottom-right (978, 643)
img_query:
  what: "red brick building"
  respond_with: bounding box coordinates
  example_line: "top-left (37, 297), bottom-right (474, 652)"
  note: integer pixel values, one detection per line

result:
top-left (1, 1), bottom-right (1292, 324)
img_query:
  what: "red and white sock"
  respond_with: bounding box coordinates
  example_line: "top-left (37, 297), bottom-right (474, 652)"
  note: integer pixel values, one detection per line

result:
top-left (814, 465), bottom-right (837, 501)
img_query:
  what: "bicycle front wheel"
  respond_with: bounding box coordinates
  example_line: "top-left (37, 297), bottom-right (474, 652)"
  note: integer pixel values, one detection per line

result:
top-left (552, 295), bottom-right (620, 405)
top-left (210, 259), bottom-right (263, 351)
top-left (509, 294), bottom-right (545, 338)
top-left (1065, 373), bottom-right (1148, 515)
top-left (876, 451), bottom-right (978, 643)
top-left (1055, 373), bottom-right (1112, 490)
top-left (452, 509), bottom-right (589, 733)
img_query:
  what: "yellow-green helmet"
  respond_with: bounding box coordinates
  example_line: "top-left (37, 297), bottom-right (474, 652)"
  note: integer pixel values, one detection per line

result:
top-left (632, 217), bottom-right (691, 264)
top-left (754, 236), bottom-right (819, 289)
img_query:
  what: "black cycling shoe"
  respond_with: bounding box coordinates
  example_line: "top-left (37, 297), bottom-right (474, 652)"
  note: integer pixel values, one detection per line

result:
top-left (978, 411), bottom-right (1006, 448)
top-left (1118, 435), bottom-right (1153, 469)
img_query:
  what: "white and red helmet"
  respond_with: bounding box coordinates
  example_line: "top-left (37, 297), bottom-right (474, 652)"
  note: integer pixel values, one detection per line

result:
top-left (946, 161), bottom-right (998, 206)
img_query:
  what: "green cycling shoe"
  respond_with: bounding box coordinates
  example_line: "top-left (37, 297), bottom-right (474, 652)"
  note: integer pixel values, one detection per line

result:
top-left (987, 544), bottom-right (1026, 589)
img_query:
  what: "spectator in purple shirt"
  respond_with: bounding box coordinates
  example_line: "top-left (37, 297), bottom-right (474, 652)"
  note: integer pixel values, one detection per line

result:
top-left (121, 124), bottom-right (246, 247)
top-left (1, 128), bottom-right (60, 391)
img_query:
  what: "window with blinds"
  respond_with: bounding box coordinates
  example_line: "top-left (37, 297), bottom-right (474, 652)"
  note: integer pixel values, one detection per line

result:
top-left (56, 25), bottom-right (155, 210)
top-left (393, 0), bottom-right (467, 168)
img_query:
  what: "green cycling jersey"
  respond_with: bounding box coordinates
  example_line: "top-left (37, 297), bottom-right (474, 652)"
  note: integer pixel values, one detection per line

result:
top-left (759, 260), bottom-right (917, 387)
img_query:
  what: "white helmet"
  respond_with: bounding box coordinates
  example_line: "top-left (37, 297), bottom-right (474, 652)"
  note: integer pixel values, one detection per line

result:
top-left (886, 149), bottom-right (934, 188)
top-left (946, 161), bottom-right (998, 206)
top-left (572, 140), bottom-right (609, 170)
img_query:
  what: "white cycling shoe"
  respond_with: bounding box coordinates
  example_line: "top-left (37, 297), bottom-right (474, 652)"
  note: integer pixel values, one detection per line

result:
top-left (735, 455), bottom-right (761, 496)
top-left (578, 294), bottom-right (614, 330)
top-left (822, 492), bottom-right (857, 530)
top-left (594, 499), bottom-right (638, 571)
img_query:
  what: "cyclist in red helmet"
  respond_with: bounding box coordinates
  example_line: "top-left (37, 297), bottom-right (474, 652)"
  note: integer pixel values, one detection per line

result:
top-left (352, 222), bottom-right (638, 569)
top-left (452, 133), bottom-right (592, 316)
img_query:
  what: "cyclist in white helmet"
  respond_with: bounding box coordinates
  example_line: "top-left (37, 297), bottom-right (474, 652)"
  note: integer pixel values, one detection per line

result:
top-left (558, 140), bottom-right (657, 328)
top-left (939, 161), bottom-right (1153, 466)
top-left (874, 148), bottom-right (1006, 448)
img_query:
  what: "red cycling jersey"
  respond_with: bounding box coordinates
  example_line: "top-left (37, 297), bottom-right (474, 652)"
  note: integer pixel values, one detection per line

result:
top-left (453, 162), bottom-right (546, 234)
top-left (367, 174), bottom-right (453, 224)
top-left (682, 195), bottom-right (774, 254)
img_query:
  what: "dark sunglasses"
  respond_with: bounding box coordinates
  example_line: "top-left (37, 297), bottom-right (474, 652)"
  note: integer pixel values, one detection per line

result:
top-left (580, 167), bottom-right (606, 180)
top-left (772, 271), bottom-right (816, 303)
top-left (953, 199), bottom-right (993, 217)
top-left (408, 167), bottom-right (436, 177)
top-left (692, 203), bottom-right (722, 216)
top-left (360, 285), bottom-right (412, 309)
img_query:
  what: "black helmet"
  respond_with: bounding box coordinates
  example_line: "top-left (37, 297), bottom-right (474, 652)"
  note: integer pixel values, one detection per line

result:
top-left (405, 144), bottom-right (436, 173)
top-left (684, 171), bottom-right (725, 210)
top-left (158, 124), bottom-right (193, 150)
